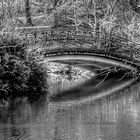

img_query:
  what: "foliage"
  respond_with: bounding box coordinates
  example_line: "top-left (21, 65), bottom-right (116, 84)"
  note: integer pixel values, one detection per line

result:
top-left (0, 31), bottom-right (48, 100)
top-left (0, 54), bottom-right (30, 98)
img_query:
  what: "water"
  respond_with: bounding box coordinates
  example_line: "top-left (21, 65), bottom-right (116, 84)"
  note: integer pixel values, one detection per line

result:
top-left (0, 60), bottom-right (140, 140)
top-left (46, 62), bottom-right (95, 95)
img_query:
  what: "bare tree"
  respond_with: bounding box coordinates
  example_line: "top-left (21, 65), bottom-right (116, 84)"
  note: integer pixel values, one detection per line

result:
top-left (52, 0), bottom-right (60, 28)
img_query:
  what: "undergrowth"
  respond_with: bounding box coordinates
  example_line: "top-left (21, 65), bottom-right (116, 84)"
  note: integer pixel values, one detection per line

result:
top-left (0, 31), bottom-right (48, 102)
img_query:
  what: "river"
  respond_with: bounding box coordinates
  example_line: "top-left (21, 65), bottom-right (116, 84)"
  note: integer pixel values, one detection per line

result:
top-left (0, 59), bottom-right (139, 140)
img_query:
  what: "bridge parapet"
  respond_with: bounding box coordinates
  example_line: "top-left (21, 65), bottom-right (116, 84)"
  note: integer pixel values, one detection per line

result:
top-left (40, 47), bottom-right (140, 68)
top-left (15, 26), bottom-right (139, 47)
top-left (15, 26), bottom-right (140, 61)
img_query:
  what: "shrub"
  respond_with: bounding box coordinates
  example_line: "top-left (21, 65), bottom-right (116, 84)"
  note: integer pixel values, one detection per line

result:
top-left (0, 32), bottom-right (48, 101)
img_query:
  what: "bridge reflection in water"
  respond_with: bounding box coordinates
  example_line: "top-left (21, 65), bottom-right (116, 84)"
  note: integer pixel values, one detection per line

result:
top-left (0, 57), bottom-right (139, 140)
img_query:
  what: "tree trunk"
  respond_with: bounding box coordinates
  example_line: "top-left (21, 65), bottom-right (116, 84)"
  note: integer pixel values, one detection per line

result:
top-left (53, 11), bottom-right (59, 28)
top-left (25, 0), bottom-right (33, 26)
top-left (52, 0), bottom-right (59, 28)
top-left (44, 2), bottom-right (49, 25)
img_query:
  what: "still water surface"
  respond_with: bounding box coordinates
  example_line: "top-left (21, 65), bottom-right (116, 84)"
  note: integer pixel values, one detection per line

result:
top-left (0, 61), bottom-right (140, 140)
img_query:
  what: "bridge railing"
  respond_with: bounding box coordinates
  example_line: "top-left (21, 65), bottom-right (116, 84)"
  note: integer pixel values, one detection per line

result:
top-left (15, 26), bottom-right (140, 58)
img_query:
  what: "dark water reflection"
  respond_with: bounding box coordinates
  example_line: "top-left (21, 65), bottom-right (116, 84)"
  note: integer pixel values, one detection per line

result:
top-left (0, 62), bottom-right (140, 140)
top-left (1, 83), bottom-right (140, 140)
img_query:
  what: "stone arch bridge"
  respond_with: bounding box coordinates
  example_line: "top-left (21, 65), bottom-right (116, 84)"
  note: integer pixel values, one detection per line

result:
top-left (15, 26), bottom-right (140, 74)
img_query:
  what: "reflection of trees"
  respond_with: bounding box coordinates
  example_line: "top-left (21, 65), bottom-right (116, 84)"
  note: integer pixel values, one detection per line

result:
top-left (50, 84), bottom-right (140, 140)
top-left (48, 73), bottom-right (91, 94)
top-left (47, 62), bottom-right (94, 94)
top-left (0, 99), bottom-right (55, 140)
top-left (0, 83), bottom-right (140, 139)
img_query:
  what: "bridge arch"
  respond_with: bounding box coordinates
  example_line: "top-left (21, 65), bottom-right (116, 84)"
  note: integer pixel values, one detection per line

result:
top-left (40, 50), bottom-right (139, 73)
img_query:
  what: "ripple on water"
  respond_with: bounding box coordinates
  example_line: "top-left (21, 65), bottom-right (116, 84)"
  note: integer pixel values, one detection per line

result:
top-left (0, 126), bottom-right (31, 140)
